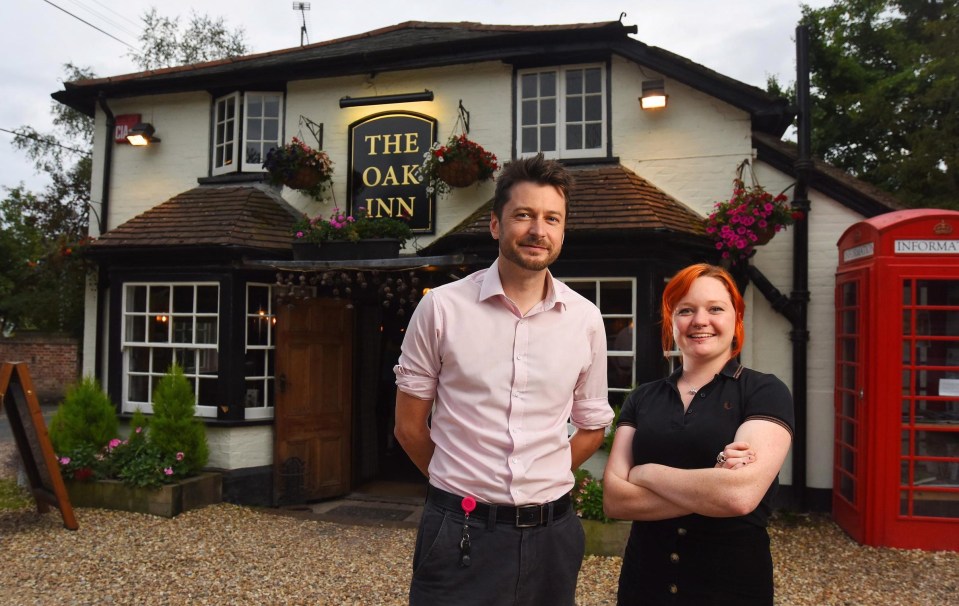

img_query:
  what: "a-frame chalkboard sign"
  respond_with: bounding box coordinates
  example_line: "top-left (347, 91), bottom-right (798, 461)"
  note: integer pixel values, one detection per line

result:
top-left (0, 361), bottom-right (77, 530)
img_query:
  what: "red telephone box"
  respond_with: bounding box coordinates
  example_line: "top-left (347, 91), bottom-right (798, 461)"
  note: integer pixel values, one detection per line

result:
top-left (834, 209), bottom-right (959, 551)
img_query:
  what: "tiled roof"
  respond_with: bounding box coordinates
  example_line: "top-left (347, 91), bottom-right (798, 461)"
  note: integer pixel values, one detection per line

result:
top-left (423, 163), bottom-right (705, 254)
top-left (91, 185), bottom-right (300, 253)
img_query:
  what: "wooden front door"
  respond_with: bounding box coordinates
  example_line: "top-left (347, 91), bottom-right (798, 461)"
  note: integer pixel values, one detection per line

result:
top-left (274, 298), bottom-right (353, 503)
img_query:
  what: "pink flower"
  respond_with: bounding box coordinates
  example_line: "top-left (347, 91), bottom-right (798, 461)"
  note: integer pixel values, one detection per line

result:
top-left (176, 452), bottom-right (185, 461)
top-left (164, 467), bottom-right (174, 476)
top-left (295, 231), bottom-right (304, 239)
top-left (109, 438), bottom-right (122, 449)
top-left (135, 427), bottom-right (142, 434)
top-left (59, 456), bottom-right (71, 465)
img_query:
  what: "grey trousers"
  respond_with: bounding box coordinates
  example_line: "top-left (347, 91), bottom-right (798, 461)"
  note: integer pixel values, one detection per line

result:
top-left (409, 499), bottom-right (586, 606)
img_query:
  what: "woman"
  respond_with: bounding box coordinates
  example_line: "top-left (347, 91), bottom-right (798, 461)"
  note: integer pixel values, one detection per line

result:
top-left (604, 263), bottom-right (794, 606)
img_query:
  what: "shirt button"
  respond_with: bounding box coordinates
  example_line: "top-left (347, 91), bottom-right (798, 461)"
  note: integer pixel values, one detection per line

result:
top-left (699, 391), bottom-right (706, 397)
top-left (677, 527), bottom-right (687, 536)
top-left (669, 584), bottom-right (678, 594)
top-left (670, 553), bottom-right (680, 563)
top-left (511, 457), bottom-right (519, 464)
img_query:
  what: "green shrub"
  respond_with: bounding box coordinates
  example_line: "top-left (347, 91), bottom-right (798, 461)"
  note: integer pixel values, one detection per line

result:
top-left (603, 405), bottom-right (621, 452)
top-left (48, 376), bottom-right (118, 454)
top-left (571, 469), bottom-right (610, 523)
top-left (149, 363), bottom-right (209, 475)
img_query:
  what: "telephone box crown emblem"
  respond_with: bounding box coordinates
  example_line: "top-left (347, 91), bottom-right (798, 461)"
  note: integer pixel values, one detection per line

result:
top-left (933, 220), bottom-right (953, 235)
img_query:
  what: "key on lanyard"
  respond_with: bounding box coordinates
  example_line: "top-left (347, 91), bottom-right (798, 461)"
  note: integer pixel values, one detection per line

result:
top-left (459, 496), bottom-right (476, 567)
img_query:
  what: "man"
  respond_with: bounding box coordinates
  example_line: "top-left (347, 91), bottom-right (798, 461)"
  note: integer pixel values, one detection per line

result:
top-left (394, 154), bottom-right (613, 605)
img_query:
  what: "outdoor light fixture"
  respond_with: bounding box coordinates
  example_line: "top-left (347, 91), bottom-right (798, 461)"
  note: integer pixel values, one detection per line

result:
top-left (339, 90), bottom-right (434, 108)
top-left (640, 79), bottom-right (667, 110)
top-left (126, 122), bottom-right (161, 146)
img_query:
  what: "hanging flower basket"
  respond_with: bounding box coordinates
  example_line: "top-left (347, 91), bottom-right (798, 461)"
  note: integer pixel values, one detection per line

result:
top-left (262, 137), bottom-right (334, 200)
top-left (435, 158), bottom-right (481, 188)
top-left (284, 166), bottom-right (325, 191)
top-left (421, 133), bottom-right (498, 196)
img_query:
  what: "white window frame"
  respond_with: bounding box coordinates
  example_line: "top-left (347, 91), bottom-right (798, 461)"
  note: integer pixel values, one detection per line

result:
top-left (121, 282), bottom-right (220, 418)
top-left (559, 277), bottom-right (636, 401)
top-left (517, 63), bottom-right (607, 160)
top-left (241, 92), bottom-right (284, 172)
top-left (244, 283), bottom-right (275, 420)
top-left (212, 91), bottom-right (284, 176)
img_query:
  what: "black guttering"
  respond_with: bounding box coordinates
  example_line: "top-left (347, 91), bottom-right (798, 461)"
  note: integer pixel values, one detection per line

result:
top-left (93, 94), bottom-right (114, 387)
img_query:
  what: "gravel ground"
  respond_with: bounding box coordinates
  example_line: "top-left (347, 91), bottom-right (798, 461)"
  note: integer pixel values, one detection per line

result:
top-left (2, 445), bottom-right (957, 605)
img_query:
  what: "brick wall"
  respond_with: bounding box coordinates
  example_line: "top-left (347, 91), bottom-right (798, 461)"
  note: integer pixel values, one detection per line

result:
top-left (0, 333), bottom-right (79, 403)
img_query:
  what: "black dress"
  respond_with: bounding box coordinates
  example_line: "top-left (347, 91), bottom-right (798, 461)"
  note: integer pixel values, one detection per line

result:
top-left (616, 360), bottom-right (794, 606)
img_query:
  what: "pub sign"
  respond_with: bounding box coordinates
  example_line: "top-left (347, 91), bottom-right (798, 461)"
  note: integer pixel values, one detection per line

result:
top-left (348, 112), bottom-right (436, 233)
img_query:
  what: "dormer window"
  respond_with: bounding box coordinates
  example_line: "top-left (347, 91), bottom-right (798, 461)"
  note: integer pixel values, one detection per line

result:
top-left (212, 91), bottom-right (284, 176)
top-left (517, 64), bottom-right (606, 159)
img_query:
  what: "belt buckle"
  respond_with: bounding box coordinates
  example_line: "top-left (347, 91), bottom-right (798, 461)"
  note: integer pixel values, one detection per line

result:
top-left (515, 505), bottom-right (542, 528)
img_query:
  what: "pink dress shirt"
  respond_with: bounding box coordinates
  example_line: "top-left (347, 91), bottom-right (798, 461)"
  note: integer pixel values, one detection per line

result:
top-left (394, 259), bottom-right (612, 505)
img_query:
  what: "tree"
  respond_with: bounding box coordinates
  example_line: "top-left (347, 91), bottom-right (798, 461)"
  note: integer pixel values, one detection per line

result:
top-left (2, 11), bottom-right (248, 335)
top-left (800, 0), bottom-right (958, 209)
top-left (149, 363), bottom-right (209, 476)
top-left (128, 8), bottom-right (248, 71)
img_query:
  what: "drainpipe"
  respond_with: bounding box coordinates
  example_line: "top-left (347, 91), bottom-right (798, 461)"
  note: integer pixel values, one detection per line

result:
top-left (94, 94), bottom-right (114, 385)
top-left (791, 25), bottom-right (812, 511)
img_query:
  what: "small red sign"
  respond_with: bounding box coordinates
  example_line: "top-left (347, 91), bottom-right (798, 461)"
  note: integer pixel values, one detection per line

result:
top-left (114, 114), bottom-right (141, 144)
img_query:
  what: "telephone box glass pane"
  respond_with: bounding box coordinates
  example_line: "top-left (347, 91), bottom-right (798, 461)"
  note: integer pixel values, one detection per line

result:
top-left (840, 474), bottom-right (854, 501)
top-left (914, 399), bottom-right (959, 423)
top-left (902, 370), bottom-right (912, 395)
top-left (842, 338), bottom-right (857, 362)
top-left (916, 280), bottom-right (959, 305)
top-left (913, 492), bottom-right (959, 518)
top-left (843, 391), bottom-right (856, 418)
top-left (913, 340), bottom-right (959, 367)
top-left (916, 311), bottom-right (959, 336)
top-left (903, 280), bottom-right (912, 305)
top-left (903, 310), bottom-right (912, 335)
top-left (901, 430), bottom-right (912, 455)
top-left (843, 310), bottom-right (857, 334)
top-left (841, 364), bottom-right (856, 389)
top-left (842, 282), bottom-right (857, 306)
top-left (902, 340), bottom-right (911, 365)
top-left (842, 420), bottom-right (856, 445)
top-left (914, 429), bottom-right (958, 460)
top-left (841, 447), bottom-right (855, 474)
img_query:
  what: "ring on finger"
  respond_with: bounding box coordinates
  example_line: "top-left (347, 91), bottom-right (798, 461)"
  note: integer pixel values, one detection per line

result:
top-left (716, 451), bottom-right (727, 464)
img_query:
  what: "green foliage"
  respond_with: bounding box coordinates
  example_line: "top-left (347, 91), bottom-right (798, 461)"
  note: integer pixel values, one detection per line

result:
top-left (128, 8), bottom-right (249, 70)
top-left (149, 363), bottom-right (209, 475)
top-left (48, 377), bottom-right (119, 454)
top-left (603, 405), bottom-right (621, 453)
top-left (0, 479), bottom-right (31, 510)
top-left (571, 469), bottom-right (610, 523)
top-left (799, 0), bottom-right (958, 209)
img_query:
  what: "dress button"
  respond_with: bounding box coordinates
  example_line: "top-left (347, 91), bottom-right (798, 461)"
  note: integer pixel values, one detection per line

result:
top-left (670, 552), bottom-right (680, 563)
top-left (669, 584), bottom-right (678, 594)
top-left (677, 527), bottom-right (687, 536)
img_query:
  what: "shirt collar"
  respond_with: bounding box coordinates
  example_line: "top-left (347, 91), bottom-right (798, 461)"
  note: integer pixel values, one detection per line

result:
top-left (667, 358), bottom-right (743, 386)
top-left (478, 258), bottom-right (566, 312)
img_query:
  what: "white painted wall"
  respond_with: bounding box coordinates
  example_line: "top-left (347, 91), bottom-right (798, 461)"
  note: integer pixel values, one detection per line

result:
top-left (206, 425), bottom-right (274, 469)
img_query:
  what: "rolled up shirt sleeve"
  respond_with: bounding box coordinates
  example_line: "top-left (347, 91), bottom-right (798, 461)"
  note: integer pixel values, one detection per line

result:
top-left (394, 290), bottom-right (440, 401)
top-left (569, 307), bottom-right (613, 430)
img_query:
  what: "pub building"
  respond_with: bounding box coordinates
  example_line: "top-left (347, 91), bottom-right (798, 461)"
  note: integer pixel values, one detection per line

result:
top-left (51, 19), bottom-right (957, 548)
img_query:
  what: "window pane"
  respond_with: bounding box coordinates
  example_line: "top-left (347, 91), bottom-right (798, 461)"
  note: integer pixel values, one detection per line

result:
top-left (842, 282), bottom-right (858, 306)
top-left (585, 68), bottom-right (601, 92)
top-left (585, 95), bottom-right (602, 121)
top-left (521, 127), bottom-right (537, 153)
top-left (246, 145), bottom-right (263, 165)
top-left (903, 310), bottom-right (912, 335)
top-left (129, 347), bottom-right (149, 372)
top-left (148, 316), bottom-right (169, 343)
top-left (149, 286), bottom-right (170, 313)
top-left (608, 357), bottom-right (634, 389)
top-left (585, 123), bottom-right (602, 149)
top-left (172, 317), bottom-right (194, 343)
top-left (265, 96), bottom-right (280, 116)
top-left (566, 97), bottom-right (583, 121)
top-left (566, 124), bottom-right (582, 150)
top-left (264, 119), bottom-right (279, 141)
top-left (566, 69), bottom-right (583, 94)
top-left (248, 96), bottom-right (262, 116)
top-left (601, 281), bottom-right (633, 314)
top-left (916, 280), bottom-right (959, 305)
top-left (153, 348), bottom-right (172, 373)
top-left (912, 492), bottom-right (959, 518)
top-left (916, 311), bottom-right (959, 336)
top-left (842, 391), bottom-right (856, 418)
top-left (540, 126), bottom-right (556, 152)
top-left (176, 348), bottom-right (197, 374)
top-left (126, 316), bottom-right (145, 342)
top-left (522, 100), bottom-right (538, 126)
top-left (247, 119), bottom-right (262, 140)
top-left (245, 381), bottom-right (263, 407)
top-left (842, 337), bottom-right (857, 362)
top-left (198, 378), bottom-right (218, 407)
top-left (129, 375), bottom-right (148, 402)
top-left (196, 317), bottom-right (218, 344)
top-left (915, 399), bottom-right (959, 423)
top-left (842, 310), bottom-right (857, 334)
top-left (197, 286), bottom-right (218, 313)
top-left (914, 429), bottom-right (958, 459)
top-left (903, 280), bottom-right (912, 305)
top-left (540, 98), bottom-right (556, 123)
top-left (248, 285), bottom-right (270, 314)
top-left (248, 317), bottom-right (270, 346)
top-left (912, 340), bottom-right (959, 367)
top-left (246, 350), bottom-right (267, 376)
top-left (564, 282), bottom-right (596, 303)
top-left (127, 286), bottom-right (146, 312)
top-left (521, 73), bottom-right (537, 98)
top-left (841, 363), bottom-right (856, 389)
top-left (173, 286), bottom-right (194, 313)
top-left (541, 72), bottom-right (555, 96)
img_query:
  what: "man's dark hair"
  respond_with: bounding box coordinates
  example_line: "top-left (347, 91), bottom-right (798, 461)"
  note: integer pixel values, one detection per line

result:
top-left (492, 153), bottom-right (573, 219)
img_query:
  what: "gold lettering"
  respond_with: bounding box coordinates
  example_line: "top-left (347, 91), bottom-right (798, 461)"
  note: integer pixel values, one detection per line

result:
top-left (374, 198), bottom-right (392, 218)
top-left (364, 197), bottom-right (417, 219)
top-left (381, 165), bottom-right (400, 187)
top-left (402, 164), bottom-right (420, 185)
top-left (362, 166), bottom-right (382, 187)
top-left (396, 197), bottom-right (415, 217)
top-left (382, 134), bottom-right (402, 155)
top-left (405, 132), bottom-right (419, 153)
top-left (364, 135), bottom-right (381, 155)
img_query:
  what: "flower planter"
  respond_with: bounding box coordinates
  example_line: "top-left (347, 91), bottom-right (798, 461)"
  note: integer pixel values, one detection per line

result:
top-left (293, 238), bottom-right (401, 261)
top-left (581, 518), bottom-right (631, 557)
top-left (65, 472), bottom-right (222, 518)
top-left (284, 166), bottom-right (325, 190)
top-left (436, 159), bottom-right (480, 188)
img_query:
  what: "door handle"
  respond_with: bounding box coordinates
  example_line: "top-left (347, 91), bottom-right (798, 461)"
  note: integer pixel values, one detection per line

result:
top-left (278, 373), bottom-right (287, 393)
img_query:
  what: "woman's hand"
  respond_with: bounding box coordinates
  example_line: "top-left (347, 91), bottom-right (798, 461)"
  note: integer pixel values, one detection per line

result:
top-left (715, 441), bottom-right (755, 469)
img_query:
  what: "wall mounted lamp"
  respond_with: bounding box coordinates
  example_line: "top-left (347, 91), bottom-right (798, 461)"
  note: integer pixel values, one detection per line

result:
top-left (640, 79), bottom-right (667, 110)
top-left (339, 90), bottom-right (434, 108)
top-left (126, 122), bottom-right (161, 146)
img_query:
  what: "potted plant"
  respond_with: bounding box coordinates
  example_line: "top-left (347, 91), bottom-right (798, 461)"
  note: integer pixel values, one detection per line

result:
top-left (291, 205), bottom-right (413, 260)
top-left (420, 133), bottom-right (498, 196)
top-left (262, 137), bottom-right (334, 199)
top-left (706, 177), bottom-right (802, 264)
top-left (571, 469), bottom-right (631, 557)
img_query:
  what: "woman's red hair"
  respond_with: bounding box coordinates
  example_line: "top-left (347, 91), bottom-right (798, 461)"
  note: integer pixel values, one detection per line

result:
top-left (661, 263), bottom-right (745, 358)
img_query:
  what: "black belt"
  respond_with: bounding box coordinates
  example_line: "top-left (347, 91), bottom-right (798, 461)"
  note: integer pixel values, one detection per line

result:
top-left (426, 485), bottom-right (571, 528)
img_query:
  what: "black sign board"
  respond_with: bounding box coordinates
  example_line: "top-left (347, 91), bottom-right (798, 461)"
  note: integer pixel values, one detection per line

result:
top-left (348, 112), bottom-right (436, 233)
top-left (0, 361), bottom-right (77, 530)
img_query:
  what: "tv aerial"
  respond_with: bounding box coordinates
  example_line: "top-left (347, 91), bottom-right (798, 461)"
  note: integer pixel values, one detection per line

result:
top-left (293, 2), bottom-right (310, 46)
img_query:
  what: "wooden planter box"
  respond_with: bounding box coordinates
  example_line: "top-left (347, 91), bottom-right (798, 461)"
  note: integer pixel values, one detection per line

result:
top-left (65, 472), bottom-right (222, 518)
top-left (581, 518), bottom-right (631, 557)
